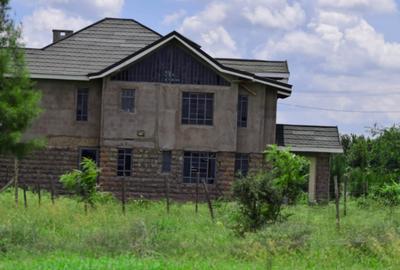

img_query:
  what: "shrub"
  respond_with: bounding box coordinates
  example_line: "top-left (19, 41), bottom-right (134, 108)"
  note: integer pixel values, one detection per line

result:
top-left (60, 158), bottom-right (100, 212)
top-left (265, 145), bottom-right (309, 204)
top-left (232, 145), bottom-right (309, 232)
top-left (374, 181), bottom-right (400, 208)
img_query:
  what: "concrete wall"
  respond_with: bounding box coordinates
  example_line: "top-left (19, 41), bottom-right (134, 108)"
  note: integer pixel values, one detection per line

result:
top-left (236, 84), bottom-right (277, 153)
top-left (102, 79), bottom-right (277, 153)
top-left (25, 79), bottom-right (102, 147)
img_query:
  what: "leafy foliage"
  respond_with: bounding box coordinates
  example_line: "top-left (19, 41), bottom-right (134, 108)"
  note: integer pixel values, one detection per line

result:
top-left (233, 145), bottom-right (309, 232)
top-left (265, 145), bottom-right (309, 204)
top-left (375, 181), bottom-right (400, 208)
top-left (0, 0), bottom-right (43, 159)
top-left (333, 125), bottom-right (400, 197)
top-left (60, 158), bottom-right (100, 209)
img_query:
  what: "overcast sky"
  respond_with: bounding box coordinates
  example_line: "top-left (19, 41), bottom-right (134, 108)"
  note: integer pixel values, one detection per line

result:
top-left (10, 0), bottom-right (400, 135)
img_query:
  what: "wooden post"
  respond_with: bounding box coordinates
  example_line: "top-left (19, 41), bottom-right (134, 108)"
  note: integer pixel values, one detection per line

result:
top-left (50, 178), bottom-right (55, 205)
top-left (121, 178), bottom-right (126, 215)
top-left (343, 174), bottom-right (347, 217)
top-left (164, 175), bottom-right (170, 214)
top-left (334, 176), bottom-right (340, 230)
top-left (14, 158), bottom-right (19, 207)
top-left (201, 178), bottom-right (214, 221)
top-left (195, 171), bottom-right (199, 214)
top-left (23, 185), bottom-right (28, 209)
top-left (37, 183), bottom-right (41, 207)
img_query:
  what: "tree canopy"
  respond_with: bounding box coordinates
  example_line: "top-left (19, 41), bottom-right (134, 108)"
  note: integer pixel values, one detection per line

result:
top-left (0, 0), bottom-right (42, 159)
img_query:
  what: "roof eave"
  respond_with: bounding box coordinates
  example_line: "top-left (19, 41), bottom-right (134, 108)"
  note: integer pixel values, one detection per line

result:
top-left (277, 146), bottom-right (344, 154)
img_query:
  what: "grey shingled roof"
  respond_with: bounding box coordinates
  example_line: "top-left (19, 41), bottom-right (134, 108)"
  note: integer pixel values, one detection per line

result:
top-left (276, 124), bottom-right (343, 153)
top-left (216, 58), bottom-right (289, 74)
top-left (24, 18), bottom-right (161, 77)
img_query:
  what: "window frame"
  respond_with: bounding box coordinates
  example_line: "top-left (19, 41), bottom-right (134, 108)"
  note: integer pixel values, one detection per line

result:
top-left (234, 153), bottom-right (249, 177)
top-left (76, 88), bottom-right (89, 121)
top-left (183, 151), bottom-right (216, 184)
top-left (237, 95), bottom-right (248, 128)
top-left (78, 147), bottom-right (99, 168)
top-left (117, 148), bottom-right (132, 177)
top-left (161, 151), bottom-right (172, 173)
top-left (121, 89), bottom-right (136, 113)
top-left (181, 92), bottom-right (214, 126)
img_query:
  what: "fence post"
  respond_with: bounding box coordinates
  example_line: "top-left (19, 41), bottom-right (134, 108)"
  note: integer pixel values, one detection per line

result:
top-left (14, 158), bottom-right (19, 207)
top-left (164, 175), bottom-right (170, 214)
top-left (37, 183), bottom-right (41, 207)
top-left (201, 178), bottom-right (214, 222)
top-left (334, 175), bottom-right (340, 230)
top-left (121, 178), bottom-right (126, 215)
top-left (23, 185), bottom-right (28, 209)
top-left (343, 174), bottom-right (347, 217)
top-left (195, 171), bottom-right (199, 214)
top-left (50, 178), bottom-right (56, 205)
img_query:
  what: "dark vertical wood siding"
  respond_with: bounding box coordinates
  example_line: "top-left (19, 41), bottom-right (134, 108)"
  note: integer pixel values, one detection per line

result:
top-left (111, 41), bottom-right (230, 86)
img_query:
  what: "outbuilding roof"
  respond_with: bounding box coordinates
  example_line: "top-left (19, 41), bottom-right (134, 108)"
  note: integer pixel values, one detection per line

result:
top-left (276, 124), bottom-right (343, 153)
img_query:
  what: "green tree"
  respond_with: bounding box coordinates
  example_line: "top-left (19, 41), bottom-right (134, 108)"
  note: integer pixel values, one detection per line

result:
top-left (233, 145), bottom-right (309, 232)
top-left (60, 158), bottom-right (101, 213)
top-left (0, 0), bottom-right (43, 205)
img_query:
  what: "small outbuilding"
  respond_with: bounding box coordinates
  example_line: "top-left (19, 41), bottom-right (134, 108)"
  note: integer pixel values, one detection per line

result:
top-left (276, 124), bottom-right (344, 203)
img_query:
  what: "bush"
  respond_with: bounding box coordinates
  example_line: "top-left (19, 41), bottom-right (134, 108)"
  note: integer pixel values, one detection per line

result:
top-left (60, 158), bottom-right (100, 211)
top-left (374, 181), bottom-right (400, 208)
top-left (232, 145), bottom-right (309, 232)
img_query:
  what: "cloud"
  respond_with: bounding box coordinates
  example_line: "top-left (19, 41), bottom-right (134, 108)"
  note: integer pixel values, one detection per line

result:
top-left (179, 2), bottom-right (238, 57)
top-left (37, 0), bottom-right (124, 17)
top-left (200, 26), bottom-right (238, 57)
top-left (318, 0), bottom-right (397, 13)
top-left (22, 7), bottom-right (91, 47)
top-left (163, 9), bottom-right (186, 25)
top-left (242, 1), bottom-right (305, 30)
top-left (19, 0), bottom-right (124, 47)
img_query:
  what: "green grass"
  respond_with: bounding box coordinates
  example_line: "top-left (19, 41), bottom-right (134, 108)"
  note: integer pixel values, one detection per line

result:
top-left (1, 190), bottom-right (400, 269)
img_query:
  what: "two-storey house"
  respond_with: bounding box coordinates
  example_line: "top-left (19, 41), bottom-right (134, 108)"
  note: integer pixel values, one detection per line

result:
top-left (0, 18), bottom-right (343, 202)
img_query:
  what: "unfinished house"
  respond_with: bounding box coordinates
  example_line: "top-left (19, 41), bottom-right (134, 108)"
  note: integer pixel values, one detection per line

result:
top-left (0, 18), bottom-right (343, 202)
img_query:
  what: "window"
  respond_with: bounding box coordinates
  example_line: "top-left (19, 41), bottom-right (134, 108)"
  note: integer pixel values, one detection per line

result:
top-left (76, 88), bottom-right (88, 121)
top-left (79, 148), bottom-right (98, 168)
top-left (181, 92), bottom-right (213, 125)
top-left (161, 151), bottom-right (172, 173)
top-left (235, 153), bottom-right (249, 176)
top-left (237, 95), bottom-right (248, 128)
top-left (183, 151), bottom-right (216, 184)
top-left (121, 89), bottom-right (135, 112)
top-left (117, 148), bottom-right (132, 176)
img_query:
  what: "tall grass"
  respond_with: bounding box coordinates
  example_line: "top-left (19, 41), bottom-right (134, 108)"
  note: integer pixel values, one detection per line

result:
top-left (1, 189), bottom-right (400, 269)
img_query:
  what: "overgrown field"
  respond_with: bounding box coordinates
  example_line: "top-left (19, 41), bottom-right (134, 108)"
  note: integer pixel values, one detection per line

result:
top-left (1, 190), bottom-right (400, 270)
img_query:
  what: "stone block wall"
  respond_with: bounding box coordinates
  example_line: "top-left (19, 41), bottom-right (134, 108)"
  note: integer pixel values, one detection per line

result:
top-left (315, 153), bottom-right (331, 203)
top-left (0, 147), bottom-right (78, 193)
top-left (0, 146), bottom-right (332, 203)
top-left (99, 147), bottom-right (236, 201)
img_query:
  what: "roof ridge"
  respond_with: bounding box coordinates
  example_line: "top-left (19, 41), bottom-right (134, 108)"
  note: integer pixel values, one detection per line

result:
top-left (41, 17), bottom-right (162, 50)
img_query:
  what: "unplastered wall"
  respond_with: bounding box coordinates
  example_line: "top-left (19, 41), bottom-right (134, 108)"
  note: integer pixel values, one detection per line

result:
top-left (236, 83), bottom-right (277, 153)
top-left (102, 79), bottom-right (237, 152)
top-left (25, 79), bottom-right (102, 148)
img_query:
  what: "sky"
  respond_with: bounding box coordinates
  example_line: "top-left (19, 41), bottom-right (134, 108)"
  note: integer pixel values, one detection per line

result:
top-left (9, 0), bottom-right (400, 135)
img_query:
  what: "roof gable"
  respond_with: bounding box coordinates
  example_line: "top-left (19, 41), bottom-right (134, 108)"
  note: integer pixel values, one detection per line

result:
top-left (89, 31), bottom-right (292, 96)
top-left (111, 40), bottom-right (230, 86)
